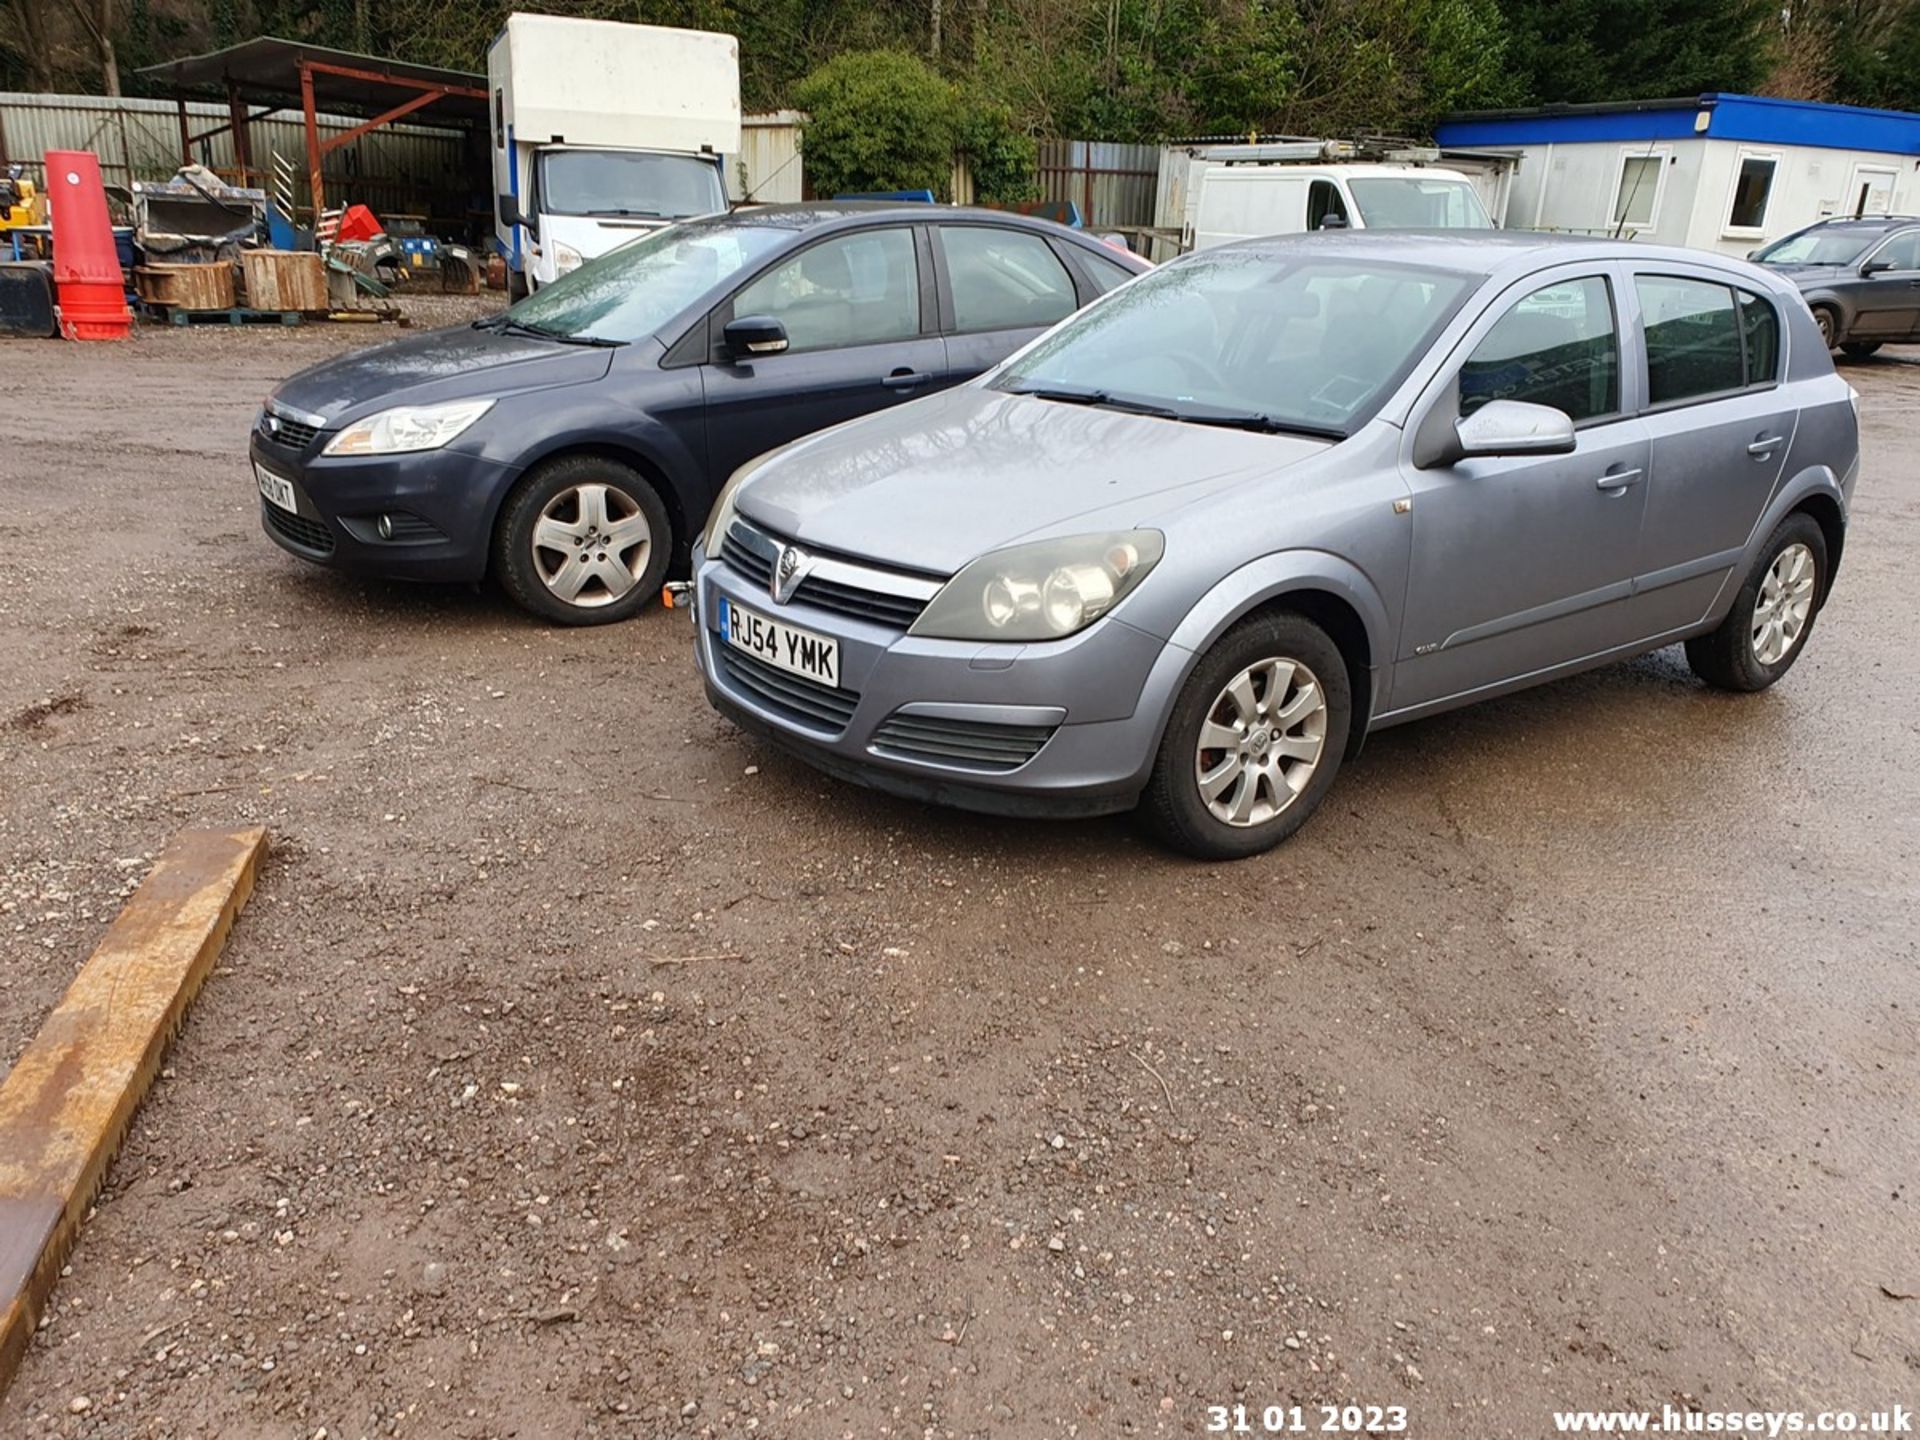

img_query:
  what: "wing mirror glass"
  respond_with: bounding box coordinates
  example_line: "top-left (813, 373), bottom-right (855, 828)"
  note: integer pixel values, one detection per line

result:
top-left (724, 314), bottom-right (789, 358)
top-left (1454, 399), bottom-right (1577, 459)
top-left (496, 194), bottom-right (522, 228)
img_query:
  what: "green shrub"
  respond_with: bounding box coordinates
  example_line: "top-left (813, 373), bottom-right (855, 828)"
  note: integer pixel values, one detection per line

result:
top-left (795, 51), bottom-right (959, 198)
top-left (956, 101), bottom-right (1038, 204)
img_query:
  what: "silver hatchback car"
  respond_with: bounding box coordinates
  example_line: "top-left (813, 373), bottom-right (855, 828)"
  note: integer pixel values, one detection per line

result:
top-left (691, 232), bottom-right (1859, 858)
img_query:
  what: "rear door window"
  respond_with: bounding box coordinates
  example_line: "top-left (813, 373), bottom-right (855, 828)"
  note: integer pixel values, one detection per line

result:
top-left (1636, 276), bottom-right (1743, 406)
top-left (1460, 277), bottom-right (1619, 422)
top-left (939, 225), bottom-right (1078, 333)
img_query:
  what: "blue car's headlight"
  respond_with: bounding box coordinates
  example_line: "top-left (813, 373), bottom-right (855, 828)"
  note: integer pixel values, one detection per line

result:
top-left (909, 530), bottom-right (1164, 642)
top-left (323, 399), bottom-right (494, 457)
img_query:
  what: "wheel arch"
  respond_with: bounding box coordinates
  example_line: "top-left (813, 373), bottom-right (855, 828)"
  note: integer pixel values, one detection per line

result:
top-left (1788, 488), bottom-right (1846, 604)
top-left (1161, 553), bottom-right (1391, 760)
top-left (490, 437), bottom-right (697, 576)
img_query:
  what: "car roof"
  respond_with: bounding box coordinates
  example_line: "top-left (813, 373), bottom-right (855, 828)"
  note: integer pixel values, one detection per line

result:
top-left (712, 200), bottom-right (1114, 241)
top-left (1207, 228), bottom-right (1778, 280)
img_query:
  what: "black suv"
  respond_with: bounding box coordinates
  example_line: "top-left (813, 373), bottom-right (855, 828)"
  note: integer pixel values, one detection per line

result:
top-left (1752, 215), bottom-right (1920, 356)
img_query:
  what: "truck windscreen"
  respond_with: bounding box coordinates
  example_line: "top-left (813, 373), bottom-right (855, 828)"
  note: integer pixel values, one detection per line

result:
top-left (1347, 178), bottom-right (1491, 229)
top-left (538, 151), bottom-right (726, 220)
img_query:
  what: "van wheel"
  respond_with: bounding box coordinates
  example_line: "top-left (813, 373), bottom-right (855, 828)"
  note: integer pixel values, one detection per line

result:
top-left (1139, 612), bottom-right (1351, 860)
top-left (1683, 514), bottom-right (1826, 692)
top-left (494, 456), bottom-right (670, 626)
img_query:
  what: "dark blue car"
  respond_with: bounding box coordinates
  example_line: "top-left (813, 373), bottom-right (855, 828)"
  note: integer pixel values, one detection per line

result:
top-left (249, 203), bottom-right (1148, 623)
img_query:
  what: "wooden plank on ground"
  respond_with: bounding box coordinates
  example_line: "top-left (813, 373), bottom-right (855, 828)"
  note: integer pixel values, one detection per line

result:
top-left (0, 827), bottom-right (267, 1396)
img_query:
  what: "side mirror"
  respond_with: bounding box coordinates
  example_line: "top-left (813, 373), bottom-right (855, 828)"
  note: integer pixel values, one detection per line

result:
top-left (1315, 213), bottom-right (1349, 231)
top-left (1861, 258), bottom-right (1893, 276)
top-left (724, 314), bottom-right (789, 358)
top-left (1454, 399), bottom-right (1577, 459)
top-left (497, 193), bottom-right (522, 229)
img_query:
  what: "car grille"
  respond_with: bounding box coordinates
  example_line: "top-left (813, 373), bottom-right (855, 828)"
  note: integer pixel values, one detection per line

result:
top-left (260, 412), bottom-right (321, 452)
top-left (869, 713), bottom-right (1057, 773)
top-left (720, 524), bottom-right (934, 630)
top-left (262, 500), bottom-right (335, 555)
top-left (715, 645), bottom-right (860, 734)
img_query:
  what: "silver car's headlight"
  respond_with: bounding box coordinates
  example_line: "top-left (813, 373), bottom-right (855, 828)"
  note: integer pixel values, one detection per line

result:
top-left (701, 450), bottom-right (784, 553)
top-left (322, 399), bottom-right (494, 457)
top-left (910, 530), bottom-right (1164, 642)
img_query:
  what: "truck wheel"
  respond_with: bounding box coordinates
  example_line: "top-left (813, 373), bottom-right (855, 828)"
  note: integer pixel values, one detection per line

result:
top-left (508, 269), bottom-right (529, 303)
top-left (494, 456), bottom-right (671, 626)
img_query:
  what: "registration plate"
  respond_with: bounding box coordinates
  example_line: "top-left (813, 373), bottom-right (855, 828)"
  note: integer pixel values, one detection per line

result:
top-left (719, 597), bottom-right (840, 688)
top-left (255, 463), bottom-right (297, 514)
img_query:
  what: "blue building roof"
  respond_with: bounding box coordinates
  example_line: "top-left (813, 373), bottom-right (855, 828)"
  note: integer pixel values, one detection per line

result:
top-left (1436, 93), bottom-right (1920, 157)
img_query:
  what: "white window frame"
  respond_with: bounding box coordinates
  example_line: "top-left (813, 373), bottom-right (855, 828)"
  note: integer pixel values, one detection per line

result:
top-left (1607, 146), bottom-right (1670, 234)
top-left (1723, 147), bottom-right (1782, 238)
top-left (1846, 163), bottom-right (1898, 218)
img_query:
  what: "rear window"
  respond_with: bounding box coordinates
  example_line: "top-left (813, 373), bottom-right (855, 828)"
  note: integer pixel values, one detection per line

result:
top-left (1637, 276), bottom-right (1781, 406)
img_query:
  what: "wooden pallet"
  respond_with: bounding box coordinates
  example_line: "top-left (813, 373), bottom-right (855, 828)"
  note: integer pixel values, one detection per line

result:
top-left (148, 304), bottom-right (305, 327)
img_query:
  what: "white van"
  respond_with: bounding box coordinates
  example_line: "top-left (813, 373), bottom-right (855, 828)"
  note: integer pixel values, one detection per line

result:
top-left (1188, 161), bottom-right (1492, 251)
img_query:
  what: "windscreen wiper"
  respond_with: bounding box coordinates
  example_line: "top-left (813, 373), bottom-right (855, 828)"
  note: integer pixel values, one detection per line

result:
top-left (472, 316), bottom-right (624, 347)
top-left (586, 207), bottom-right (665, 218)
top-left (1176, 411), bottom-right (1347, 440)
top-left (1005, 384), bottom-right (1180, 419)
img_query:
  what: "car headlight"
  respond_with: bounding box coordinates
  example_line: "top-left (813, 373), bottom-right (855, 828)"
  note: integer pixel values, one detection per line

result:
top-left (322, 399), bottom-right (495, 457)
top-left (701, 450), bottom-right (784, 554)
top-left (553, 241), bottom-right (585, 276)
top-left (909, 530), bottom-right (1164, 642)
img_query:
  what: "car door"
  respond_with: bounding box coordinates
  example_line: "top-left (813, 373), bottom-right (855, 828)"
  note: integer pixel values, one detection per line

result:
top-left (1393, 268), bottom-right (1651, 711)
top-left (933, 222), bottom-right (1088, 380)
top-left (1846, 228), bottom-right (1920, 340)
top-left (1628, 272), bottom-right (1797, 636)
top-left (699, 224), bottom-right (946, 485)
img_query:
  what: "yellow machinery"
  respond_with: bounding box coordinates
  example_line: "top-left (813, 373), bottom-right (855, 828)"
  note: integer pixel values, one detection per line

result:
top-left (0, 168), bottom-right (40, 230)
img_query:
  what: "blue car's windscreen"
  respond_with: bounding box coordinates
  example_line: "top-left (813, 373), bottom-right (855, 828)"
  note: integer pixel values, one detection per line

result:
top-left (508, 223), bottom-right (789, 343)
top-left (995, 250), bottom-right (1475, 437)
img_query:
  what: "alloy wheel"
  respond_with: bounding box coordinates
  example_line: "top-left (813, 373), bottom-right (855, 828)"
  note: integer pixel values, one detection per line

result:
top-left (531, 482), bottom-right (652, 608)
top-left (1194, 656), bottom-right (1328, 827)
top-left (1751, 541), bottom-right (1816, 666)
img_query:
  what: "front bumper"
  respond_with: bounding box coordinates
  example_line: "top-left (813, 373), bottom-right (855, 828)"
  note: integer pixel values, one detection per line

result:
top-left (692, 541), bottom-right (1192, 818)
top-left (249, 428), bottom-right (518, 584)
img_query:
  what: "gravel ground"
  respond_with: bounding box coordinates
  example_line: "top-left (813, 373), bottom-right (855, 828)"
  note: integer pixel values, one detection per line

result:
top-left (0, 307), bottom-right (1915, 1439)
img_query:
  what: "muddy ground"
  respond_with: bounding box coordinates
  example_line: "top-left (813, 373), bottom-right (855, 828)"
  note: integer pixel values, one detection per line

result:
top-left (0, 302), bottom-right (1915, 1440)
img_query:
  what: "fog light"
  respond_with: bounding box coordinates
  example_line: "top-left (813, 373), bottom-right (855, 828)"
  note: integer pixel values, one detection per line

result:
top-left (376, 514), bottom-right (394, 541)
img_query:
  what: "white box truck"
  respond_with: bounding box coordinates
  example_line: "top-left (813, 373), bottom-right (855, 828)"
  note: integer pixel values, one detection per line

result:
top-left (489, 13), bottom-right (741, 295)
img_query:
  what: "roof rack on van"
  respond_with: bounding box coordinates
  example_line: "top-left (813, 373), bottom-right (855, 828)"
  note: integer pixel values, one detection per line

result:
top-left (1178, 136), bottom-right (1443, 167)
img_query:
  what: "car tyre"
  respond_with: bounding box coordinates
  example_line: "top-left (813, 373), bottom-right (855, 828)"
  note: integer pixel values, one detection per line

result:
top-left (1683, 513), bottom-right (1827, 693)
top-left (1840, 340), bottom-right (1882, 359)
top-left (1812, 306), bottom-right (1839, 349)
top-left (494, 455), bottom-right (671, 626)
top-left (1139, 612), bottom-right (1351, 860)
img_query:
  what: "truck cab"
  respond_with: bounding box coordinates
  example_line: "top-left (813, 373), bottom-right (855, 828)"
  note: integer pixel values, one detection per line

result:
top-left (489, 13), bottom-right (740, 295)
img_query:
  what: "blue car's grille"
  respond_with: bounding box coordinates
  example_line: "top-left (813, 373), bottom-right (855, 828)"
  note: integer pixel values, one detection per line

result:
top-left (262, 500), bottom-right (335, 555)
top-left (260, 411), bottom-right (321, 452)
top-left (870, 713), bottom-right (1057, 773)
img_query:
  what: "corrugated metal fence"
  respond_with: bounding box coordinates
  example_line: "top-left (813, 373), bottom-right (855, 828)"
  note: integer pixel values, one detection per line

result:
top-left (0, 91), bottom-right (470, 222)
top-left (1037, 139), bottom-right (1158, 228)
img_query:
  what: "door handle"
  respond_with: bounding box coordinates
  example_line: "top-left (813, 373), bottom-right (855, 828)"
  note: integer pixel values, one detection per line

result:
top-left (882, 368), bottom-right (928, 390)
top-left (1594, 466), bottom-right (1644, 493)
top-left (1747, 435), bottom-right (1784, 458)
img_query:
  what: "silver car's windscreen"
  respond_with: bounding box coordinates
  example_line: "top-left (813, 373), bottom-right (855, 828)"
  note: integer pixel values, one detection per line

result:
top-left (507, 222), bottom-right (789, 342)
top-left (994, 250), bottom-right (1476, 437)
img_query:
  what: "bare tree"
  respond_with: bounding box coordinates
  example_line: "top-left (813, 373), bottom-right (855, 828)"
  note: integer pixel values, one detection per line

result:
top-left (2, 0), bottom-right (59, 90)
top-left (62, 0), bottom-right (117, 94)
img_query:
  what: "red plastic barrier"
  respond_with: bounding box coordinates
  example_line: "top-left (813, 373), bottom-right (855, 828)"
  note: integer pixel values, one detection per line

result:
top-left (47, 149), bottom-right (131, 340)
